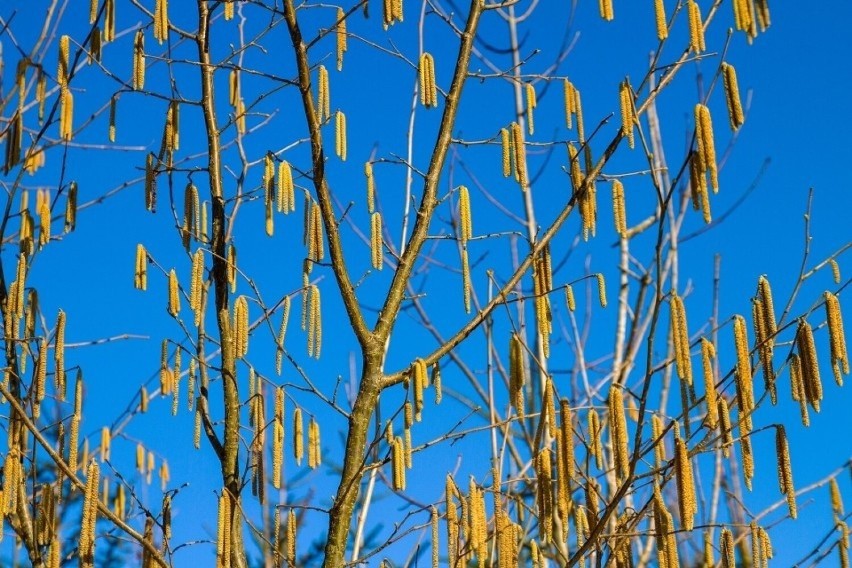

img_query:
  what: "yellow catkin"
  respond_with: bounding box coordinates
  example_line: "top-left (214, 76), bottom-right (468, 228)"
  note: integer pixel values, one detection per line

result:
top-left (33, 338), bottom-right (47, 418)
top-left (596, 273), bottom-right (607, 308)
top-left (687, 1), bottom-right (705, 53)
top-left (599, 0), bottom-right (614, 21)
top-left (559, 398), bottom-right (576, 481)
top-left (526, 83), bottom-right (537, 135)
top-left (275, 296), bottom-right (291, 375)
top-left (55, 312), bottom-right (68, 399)
top-left (273, 389), bottom-right (284, 488)
top-left (293, 408), bottom-right (304, 465)
top-left (670, 291), bottom-right (693, 385)
top-left (335, 110), bottom-right (346, 160)
top-left (60, 91), bottom-right (74, 141)
top-left (233, 295), bottom-right (249, 358)
top-left (461, 248), bottom-right (471, 314)
top-left (720, 528), bottom-right (736, 568)
top-left (675, 434), bottom-right (696, 530)
top-left (404, 427), bottom-right (412, 469)
top-left (392, 436), bottom-right (405, 490)
top-left (458, 185), bottom-right (472, 244)
top-left (611, 180), bottom-right (627, 237)
top-left (285, 509), bottom-right (296, 567)
top-left (371, 212), bottom-right (383, 270)
top-left (500, 128), bottom-right (510, 177)
top-left (167, 269), bottom-right (180, 317)
top-left (79, 459), bottom-right (99, 567)
top-left (755, 0), bottom-right (770, 31)
top-left (536, 448), bottom-right (554, 544)
top-left (829, 259), bottom-right (841, 284)
top-left (776, 425), bottom-right (797, 518)
top-left (413, 359), bottom-right (427, 421)
top-left (419, 53), bottom-right (437, 108)
top-left (701, 338), bottom-right (718, 428)
top-left (431, 505), bottom-right (439, 568)
top-left (796, 319), bottom-right (823, 412)
top-left (509, 333), bottom-right (525, 418)
top-left (154, 0), bottom-right (169, 44)
top-left (307, 284), bottom-right (322, 358)
top-left (224, 0), bottom-right (234, 20)
top-left (733, 315), bottom-right (754, 432)
top-left (100, 426), bottom-right (111, 462)
top-left (589, 409), bottom-right (603, 469)
top-left (789, 354), bottom-right (810, 426)
top-left (317, 65), bottom-right (330, 122)
top-left (609, 385), bottom-right (630, 482)
top-left (182, 182), bottom-right (199, 249)
top-left (336, 8), bottom-right (347, 71)
top-left (719, 397), bottom-right (733, 456)
top-left (364, 162), bottom-right (375, 213)
top-left (277, 161), bottom-right (295, 214)
top-left (757, 276), bottom-right (778, 393)
top-left (216, 491), bottom-right (231, 567)
top-left (432, 363), bottom-right (442, 404)
top-left (825, 291), bottom-right (849, 385)
top-left (722, 63), bottom-right (745, 131)
top-left (563, 79), bottom-right (576, 129)
top-left (654, 0), bottom-right (668, 40)
top-left (308, 417), bottom-right (320, 469)
top-left (741, 428), bottom-right (754, 490)
top-left (565, 284), bottom-right (576, 312)
top-left (830, 478), bottom-right (844, 516)
top-left (695, 103), bottom-right (718, 192)
top-left (133, 30), bottom-right (145, 90)
top-left (226, 244), bottom-right (237, 293)
top-left (651, 414), bottom-right (666, 471)
top-left (190, 248), bottom-right (204, 326)
top-left (619, 80), bottom-right (634, 149)
top-left (511, 122), bottom-right (527, 189)
top-left (235, 97), bottom-right (246, 134)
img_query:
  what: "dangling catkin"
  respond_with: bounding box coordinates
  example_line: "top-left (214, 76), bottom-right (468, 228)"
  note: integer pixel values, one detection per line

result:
top-left (824, 291), bottom-right (849, 384)
top-left (674, 434), bottom-right (696, 530)
top-left (511, 122), bottom-right (527, 189)
top-left (559, 399), bottom-right (576, 482)
top-left (154, 0), bottom-right (169, 44)
top-left (233, 295), bottom-right (249, 358)
top-left (619, 80), bottom-right (634, 149)
top-left (733, 315), bottom-right (754, 431)
top-left (695, 104), bottom-right (718, 192)
top-left (308, 417), bottom-right (320, 469)
top-left (609, 385), bottom-right (629, 482)
top-left (599, 0), bottom-right (614, 21)
top-left (741, 429), bottom-right (754, 490)
top-left (190, 248), bottom-right (204, 326)
top-left (317, 65), bottom-right (330, 122)
top-left (722, 63), bottom-right (745, 130)
top-left (461, 249), bottom-right (471, 314)
top-left (687, 1), bottom-right (705, 53)
top-left (293, 408), bottom-right (304, 465)
top-left (721, 528), bottom-right (735, 568)
top-left (334, 110), bottom-right (346, 160)
top-left (335, 8), bottom-right (347, 71)
top-left (371, 212), bottom-right (383, 270)
top-left (272, 388), bottom-right (284, 488)
top-left (364, 162), bottom-right (375, 213)
top-left (536, 448), bottom-right (554, 544)
top-left (432, 362), bottom-right (442, 404)
top-left (611, 179), bottom-right (627, 237)
top-left (458, 185), bottom-right (472, 244)
top-left (500, 128), bottom-right (511, 177)
top-left (563, 79), bottom-right (576, 129)
top-left (509, 333), bottom-right (525, 417)
top-left (224, 0), bottom-right (234, 20)
top-left (431, 505), bottom-right (439, 568)
top-left (830, 477), bottom-right (844, 516)
top-left (60, 91), bottom-right (74, 141)
top-left (526, 83), bottom-right (537, 135)
top-left (654, 0), bottom-right (668, 40)
top-left (79, 459), bottom-right (99, 567)
top-left (167, 269), bottom-right (180, 317)
top-left (56, 311), bottom-right (67, 398)
top-left (276, 161), bottom-right (294, 214)
top-left (775, 425), bottom-right (797, 518)
top-left (413, 359), bottom-right (427, 421)
top-left (719, 397), bottom-right (733, 456)
top-left (145, 153), bottom-right (157, 212)
top-left (596, 273), bottom-right (607, 308)
top-left (588, 409), bottom-right (603, 470)
top-left (670, 291), bottom-right (693, 385)
top-left (275, 296), bottom-right (291, 375)
top-left (565, 284), bottom-right (576, 312)
top-left (796, 319), bottom-right (823, 412)
top-left (789, 354), bottom-right (810, 426)
top-left (829, 259), bottom-right (842, 284)
top-left (701, 338), bottom-right (718, 428)
top-left (307, 284), bottom-right (322, 358)
top-left (391, 436), bottom-right (405, 490)
top-left (419, 53), bottom-right (437, 108)
top-left (133, 30), bottom-right (145, 90)
top-left (216, 491), bottom-right (232, 567)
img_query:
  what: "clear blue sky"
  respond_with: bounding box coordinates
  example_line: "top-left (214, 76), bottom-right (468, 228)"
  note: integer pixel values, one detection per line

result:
top-left (2, 0), bottom-right (850, 565)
